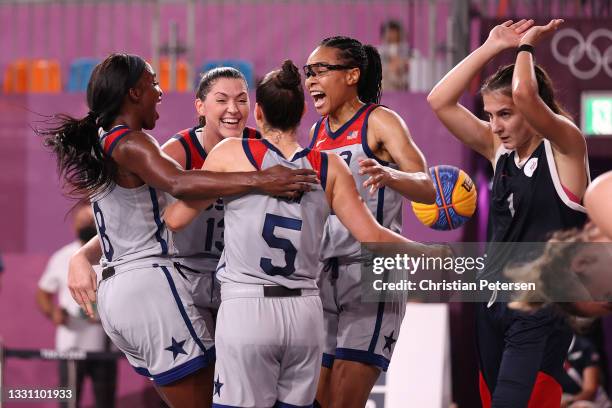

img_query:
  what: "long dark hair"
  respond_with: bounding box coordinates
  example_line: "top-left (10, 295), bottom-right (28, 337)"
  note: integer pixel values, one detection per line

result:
top-left (196, 67), bottom-right (247, 127)
top-left (320, 36), bottom-right (382, 104)
top-left (256, 60), bottom-right (304, 132)
top-left (481, 63), bottom-right (572, 120)
top-left (39, 53), bottom-right (146, 199)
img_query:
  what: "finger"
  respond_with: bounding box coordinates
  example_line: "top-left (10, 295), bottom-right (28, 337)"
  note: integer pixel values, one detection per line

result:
top-left (293, 175), bottom-right (319, 184)
top-left (290, 169), bottom-right (317, 176)
top-left (90, 270), bottom-right (97, 293)
top-left (501, 20), bottom-right (513, 27)
top-left (69, 287), bottom-right (82, 305)
top-left (515, 19), bottom-right (534, 33)
top-left (363, 177), bottom-right (376, 188)
top-left (510, 19), bottom-right (527, 29)
top-left (86, 288), bottom-right (97, 303)
top-left (82, 298), bottom-right (95, 319)
top-left (358, 158), bottom-right (376, 166)
top-left (285, 183), bottom-right (313, 192)
top-left (359, 166), bottom-right (380, 176)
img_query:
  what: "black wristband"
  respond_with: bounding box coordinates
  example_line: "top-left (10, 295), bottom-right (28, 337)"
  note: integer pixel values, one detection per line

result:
top-left (517, 44), bottom-right (535, 56)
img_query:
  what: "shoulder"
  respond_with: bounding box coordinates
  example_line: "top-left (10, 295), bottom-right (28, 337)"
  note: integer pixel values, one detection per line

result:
top-left (206, 137), bottom-right (247, 162)
top-left (161, 136), bottom-right (188, 166)
top-left (367, 106), bottom-right (408, 134)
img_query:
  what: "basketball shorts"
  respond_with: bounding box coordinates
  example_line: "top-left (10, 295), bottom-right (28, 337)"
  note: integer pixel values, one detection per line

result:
top-left (477, 302), bottom-right (572, 408)
top-left (173, 258), bottom-right (221, 337)
top-left (212, 283), bottom-right (323, 408)
top-left (318, 260), bottom-right (406, 372)
top-left (97, 260), bottom-right (215, 386)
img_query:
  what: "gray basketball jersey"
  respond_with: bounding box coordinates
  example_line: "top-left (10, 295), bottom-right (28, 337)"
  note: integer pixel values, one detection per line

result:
top-left (170, 126), bottom-right (260, 272)
top-left (309, 104), bottom-right (403, 262)
top-left (95, 125), bottom-right (175, 269)
top-left (216, 139), bottom-right (330, 289)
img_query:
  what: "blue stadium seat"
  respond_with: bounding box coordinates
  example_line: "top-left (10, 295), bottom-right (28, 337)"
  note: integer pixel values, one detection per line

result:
top-left (199, 60), bottom-right (255, 89)
top-left (67, 58), bottom-right (100, 92)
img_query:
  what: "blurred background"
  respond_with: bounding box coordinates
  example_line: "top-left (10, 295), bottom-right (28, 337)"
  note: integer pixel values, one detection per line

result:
top-left (0, 0), bottom-right (611, 407)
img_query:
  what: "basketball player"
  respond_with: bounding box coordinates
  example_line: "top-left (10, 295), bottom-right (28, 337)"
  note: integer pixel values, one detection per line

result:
top-left (164, 60), bottom-right (440, 408)
top-left (41, 53), bottom-right (316, 407)
top-left (303, 36), bottom-right (436, 407)
top-left (159, 66), bottom-right (260, 404)
top-left (427, 19), bottom-right (589, 407)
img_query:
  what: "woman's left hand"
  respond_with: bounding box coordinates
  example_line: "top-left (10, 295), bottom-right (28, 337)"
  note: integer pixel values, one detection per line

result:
top-left (359, 158), bottom-right (394, 194)
top-left (520, 19), bottom-right (564, 46)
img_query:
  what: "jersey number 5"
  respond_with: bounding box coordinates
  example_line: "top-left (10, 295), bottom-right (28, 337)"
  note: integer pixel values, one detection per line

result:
top-left (260, 213), bottom-right (302, 276)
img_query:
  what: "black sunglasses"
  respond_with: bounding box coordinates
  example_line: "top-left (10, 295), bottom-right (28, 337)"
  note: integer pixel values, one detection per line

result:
top-left (302, 63), bottom-right (355, 78)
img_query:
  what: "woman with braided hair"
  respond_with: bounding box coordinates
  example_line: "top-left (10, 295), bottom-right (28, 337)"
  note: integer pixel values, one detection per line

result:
top-left (304, 36), bottom-right (436, 407)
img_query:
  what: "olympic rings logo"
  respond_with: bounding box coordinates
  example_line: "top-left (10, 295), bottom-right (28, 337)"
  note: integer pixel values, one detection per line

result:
top-left (550, 28), bottom-right (612, 80)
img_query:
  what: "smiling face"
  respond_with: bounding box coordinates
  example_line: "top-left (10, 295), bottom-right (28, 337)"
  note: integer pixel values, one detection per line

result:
top-left (482, 90), bottom-right (535, 151)
top-left (304, 45), bottom-right (359, 116)
top-left (196, 77), bottom-right (249, 139)
top-left (136, 63), bottom-right (163, 130)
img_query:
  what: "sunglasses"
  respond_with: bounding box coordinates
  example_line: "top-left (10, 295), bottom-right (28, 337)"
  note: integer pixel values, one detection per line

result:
top-left (302, 63), bottom-right (355, 78)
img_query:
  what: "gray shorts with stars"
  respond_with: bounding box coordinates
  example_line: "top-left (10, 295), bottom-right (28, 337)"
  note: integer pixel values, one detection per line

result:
top-left (318, 261), bottom-right (406, 372)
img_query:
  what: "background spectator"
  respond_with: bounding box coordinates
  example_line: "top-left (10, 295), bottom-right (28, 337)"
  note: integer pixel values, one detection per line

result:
top-left (36, 203), bottom-right (117, 408)
top-left (378, 19), bottom-right (412, 91)
top-left (561, 334), bottom-right (612, 408)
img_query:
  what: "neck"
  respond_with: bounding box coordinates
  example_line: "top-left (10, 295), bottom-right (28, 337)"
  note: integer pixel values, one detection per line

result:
top-left (262, 128), bottom-right (300, 157)
top-left (328, 96), bottom-right (364, 131)
top-left (201, 125), bottom-right (224, 154)
top-left (111, 113), bottom-right (142, 132)
top-left (515, 135), bottom-right (542, 162)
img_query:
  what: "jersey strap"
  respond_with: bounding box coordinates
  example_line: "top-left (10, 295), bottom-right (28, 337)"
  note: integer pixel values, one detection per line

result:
top-left (306, 150), bottom-right (329, 191)
top-left (101, 125), bottom-right (131, 156)
top-left (242, 138), bottom-right (268, 170)
top-left (172, 126), bottom-right (206, 170)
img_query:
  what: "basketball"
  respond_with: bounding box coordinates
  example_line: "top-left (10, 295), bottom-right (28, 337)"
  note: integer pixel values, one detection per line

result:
top-left (411, 165), bottom-right (477, 230)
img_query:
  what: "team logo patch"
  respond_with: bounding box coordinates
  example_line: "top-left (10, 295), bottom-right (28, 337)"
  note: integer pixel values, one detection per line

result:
top-left (524, 158), bottom-right (538, 177)
top-left (347, 130), bottom-right (358, 140)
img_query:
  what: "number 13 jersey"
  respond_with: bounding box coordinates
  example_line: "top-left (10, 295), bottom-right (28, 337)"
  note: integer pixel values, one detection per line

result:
top-left (217, 139), bottom-right (330, 289)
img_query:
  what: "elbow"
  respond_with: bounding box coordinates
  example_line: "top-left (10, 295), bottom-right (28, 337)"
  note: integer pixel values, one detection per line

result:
top-left (426, 91), bottom-right (444, 112)
top-left (164, 216), bottom-right (185, 232)
top-left (512, 82), bottom-right (538, 108)
top-left (421, 182), bottom-right (437, 205)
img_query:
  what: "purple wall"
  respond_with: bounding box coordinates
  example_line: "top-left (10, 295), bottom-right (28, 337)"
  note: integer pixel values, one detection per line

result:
top-left (0, 1), bottom-right (450, 86)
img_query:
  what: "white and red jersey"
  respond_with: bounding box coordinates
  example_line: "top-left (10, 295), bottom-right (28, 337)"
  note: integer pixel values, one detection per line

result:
top-left (309, 103), bottom-right (403, 262)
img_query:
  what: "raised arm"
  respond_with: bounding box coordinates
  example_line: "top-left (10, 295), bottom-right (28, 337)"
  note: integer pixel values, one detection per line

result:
top-left (359, 107), bottom-right (436, 204)
top-left (427, 19), bottom-right (534, 161)
top-left (112, 131), bottom-right (317, 200)
top-left (513, 20), bottom-right (587, 172)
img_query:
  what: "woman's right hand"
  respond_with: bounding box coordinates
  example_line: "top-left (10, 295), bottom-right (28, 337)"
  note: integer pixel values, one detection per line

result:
top-left (68, 252), bottom-right (97, 319)
top-left (485, 19), bottom-right (535, 52)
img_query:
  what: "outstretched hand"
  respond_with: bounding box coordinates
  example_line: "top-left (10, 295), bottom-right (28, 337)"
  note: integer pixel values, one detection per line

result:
top-left (257, 165), bottom-right (319, 199)
top-left (485, 19), bottom-right (535, 51)
top-left (520, 19), bottom-right (564, 46)
top-left (359, 158), bottom-right (394, 195)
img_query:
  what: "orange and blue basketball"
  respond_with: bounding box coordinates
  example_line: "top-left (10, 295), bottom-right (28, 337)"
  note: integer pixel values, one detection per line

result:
top-left (411, 165), bottom-right (477, 231)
